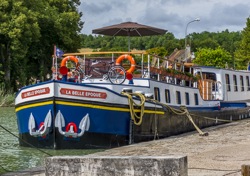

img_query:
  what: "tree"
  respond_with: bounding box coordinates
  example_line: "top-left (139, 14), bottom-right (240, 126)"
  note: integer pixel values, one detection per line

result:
top-left (147, 47), bottom-right (168, 57)
top-left (0, 63), bottom-right (4, 85)
top-left (234, 17), bottom-right (250, 70)
top-left (0, 0), bottom-right (41, 91)
top-left (27, 0), bottom-right (83, 84)
top-left (0, 0), bottom-right (83, 91)
top-left (193, 47), bottom-right (232, 68)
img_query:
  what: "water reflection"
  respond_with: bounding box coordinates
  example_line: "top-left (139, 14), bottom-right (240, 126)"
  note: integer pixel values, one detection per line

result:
top-left (0, 107), bottom-right (103, 174)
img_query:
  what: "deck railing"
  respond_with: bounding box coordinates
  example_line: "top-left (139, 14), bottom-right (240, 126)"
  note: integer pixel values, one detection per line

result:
top-left (61, 51), bottom-right (198, 86)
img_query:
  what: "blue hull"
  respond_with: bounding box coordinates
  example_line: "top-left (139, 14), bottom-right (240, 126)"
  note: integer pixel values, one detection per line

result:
top-left (15, 80), bottom-right (250, 149)
top-left (16, 98), bottom-right (132, 149)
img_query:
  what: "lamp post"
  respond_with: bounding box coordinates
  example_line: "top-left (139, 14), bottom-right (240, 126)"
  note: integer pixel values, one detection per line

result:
top-left (184, 18), bottom-right (200, 61)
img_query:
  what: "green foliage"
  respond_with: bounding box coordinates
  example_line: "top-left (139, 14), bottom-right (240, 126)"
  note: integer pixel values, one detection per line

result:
top-left (83, 29), bottom-right (241, 69)
top-left (0, 0), bottom-right (249, 96)
top-left (0, 63), bottom-right (4, 83)
top-left (193, 47), bottom-right (232, 68)
top-left (81, 32), bottom-right (181, 54)
top-left (190, 30), bottom-right (241, 53)
top-left (234, 17), bottom-right (250, 70)
top-left (147, 47), bottom-right (168, 57)
top-left (0, 84), bottom-right (15, 106)
top-left (0, 0), bottom-right (83, 92)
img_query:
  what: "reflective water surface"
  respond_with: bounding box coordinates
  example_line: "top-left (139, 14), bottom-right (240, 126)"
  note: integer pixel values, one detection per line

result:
top-left (0, 107), bottom-right (102, 174)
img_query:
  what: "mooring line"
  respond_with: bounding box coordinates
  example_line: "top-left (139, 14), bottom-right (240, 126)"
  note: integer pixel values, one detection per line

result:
top-left (189, 167), bottom-right (241, 176)
top-left (0, 124), bottom-right (53, 157)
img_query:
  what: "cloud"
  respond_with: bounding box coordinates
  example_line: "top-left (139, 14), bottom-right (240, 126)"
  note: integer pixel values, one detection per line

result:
top-left (210, 3), bottom-right (249, 27)
top-left (80, 0), bottom-right (249, 38)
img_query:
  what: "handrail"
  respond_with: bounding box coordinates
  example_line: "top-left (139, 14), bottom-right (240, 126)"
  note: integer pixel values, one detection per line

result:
top-left (61, 52), bottom-right (197, 84)
top-left (63, 51), bottom-right (195, 68)
top-left (63, 51), bottom-right (147, 56)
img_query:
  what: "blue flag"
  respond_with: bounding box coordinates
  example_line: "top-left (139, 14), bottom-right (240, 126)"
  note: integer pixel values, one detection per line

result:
top-left (55, 46), bottom-right (64, 58)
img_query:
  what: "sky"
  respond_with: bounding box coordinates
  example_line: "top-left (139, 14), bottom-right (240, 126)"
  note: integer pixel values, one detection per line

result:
top-left (79, 0), bottom-right (250, 39)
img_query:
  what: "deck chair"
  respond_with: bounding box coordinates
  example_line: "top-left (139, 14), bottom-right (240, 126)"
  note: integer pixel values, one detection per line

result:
top-left (151, 56), bottom-right (158, 67)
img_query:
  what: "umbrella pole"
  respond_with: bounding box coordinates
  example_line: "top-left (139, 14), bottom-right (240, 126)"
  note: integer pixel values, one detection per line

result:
top-left (128, 37), bottom-right (130, 52)
top-left (128, 31), bottom-right (130, 52)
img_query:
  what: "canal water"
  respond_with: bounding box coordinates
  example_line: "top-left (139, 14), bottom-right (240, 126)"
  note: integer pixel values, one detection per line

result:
top-left (0, 107), bottom-right (103, 174)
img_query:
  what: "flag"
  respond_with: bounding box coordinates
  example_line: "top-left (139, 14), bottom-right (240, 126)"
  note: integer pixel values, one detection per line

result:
top-left (56, 47), bottom-right (64, 58)
top-left (54, 45), bottom-right (64, 58)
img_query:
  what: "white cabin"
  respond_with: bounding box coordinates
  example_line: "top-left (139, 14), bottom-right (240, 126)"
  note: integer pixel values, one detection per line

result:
top-left (193, 66), bottom-right (250, 102)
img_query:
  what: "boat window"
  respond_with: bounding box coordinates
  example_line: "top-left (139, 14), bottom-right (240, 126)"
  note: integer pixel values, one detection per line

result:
top-left (246, 76), bottom-right (250, 91)
top-left (197, 71), bottom-right (217, 91)
top-left (154, 87), bottom-right (160, 101)
top-left (233, 75), bottom-right (238, 91)
top-left (194, 93), bottom-right (199, 105)
top-left (165, 89), bottom-right (170, 103)
top-left (197, 72), bottom-right (216, 81)
top-left (176, 91), bottom-right (181, 104)
top-left (185, 92), bottom-right (190, 105)
top-left (225, 74), bottom-right (231, 91)
top-left (240, 76), bottom-right (244, 91)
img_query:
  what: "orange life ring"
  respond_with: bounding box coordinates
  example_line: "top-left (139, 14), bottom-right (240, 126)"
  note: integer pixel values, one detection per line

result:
top-left (60, 56), bottom-right (79, 67)
top-left (115, 54), bottom-right (136, 73)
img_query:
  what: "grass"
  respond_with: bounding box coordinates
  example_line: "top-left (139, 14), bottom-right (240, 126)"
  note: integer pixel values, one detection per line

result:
top-left (0, 86), bottom-right (15, 107)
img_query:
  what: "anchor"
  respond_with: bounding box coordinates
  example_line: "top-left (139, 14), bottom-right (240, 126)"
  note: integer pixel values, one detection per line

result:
top-left (55, 110), bottom-right (90, 138)
top-left (28, 110), bottom-right (52, 137)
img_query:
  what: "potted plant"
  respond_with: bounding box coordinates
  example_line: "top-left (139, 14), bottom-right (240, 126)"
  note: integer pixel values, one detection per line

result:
top-left (192, 75), bottom-right (201, 82)
top-left (163, 68), bottom-right (171, 77)
top-left (185, 72), bottom-right (193, 81)
top-left (169, 69), bottom-right (175, 77)
top-left (133, 70), bottom-right (142, 78)
top-left (180, 72), bottom-right (186, 80)
top-left (173, 70), bottom-right (182, 79)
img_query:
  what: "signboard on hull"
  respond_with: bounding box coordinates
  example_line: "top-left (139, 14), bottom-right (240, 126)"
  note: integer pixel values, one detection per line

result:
top-left (21, 87), bottom-right (50, 99)
top-left (60, 88), bottom-right (107, 99)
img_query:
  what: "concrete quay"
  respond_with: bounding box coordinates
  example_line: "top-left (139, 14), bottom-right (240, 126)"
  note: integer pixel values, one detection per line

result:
top-left (3, 118), bottom-right (250, 176)
top-left (46, 155), bottom-right (187, 176)
top-left (89, 118), bottom-right (250, 176)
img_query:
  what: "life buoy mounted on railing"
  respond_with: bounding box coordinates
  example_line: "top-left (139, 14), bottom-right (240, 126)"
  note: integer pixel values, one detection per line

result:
top-left (116, 54), bottom-right (136, 73)
top-left (60, 56), bottom-right (79, 67)
top-left (60, 56), bottom-right (79, 76)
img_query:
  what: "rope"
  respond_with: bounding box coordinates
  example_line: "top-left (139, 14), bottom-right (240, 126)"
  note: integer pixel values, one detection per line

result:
top-left (0, 124), bottom-right (53, 156)
top-left (179, 106), bottom-right (208, 136)
top-left (121, 92), bottom-right (236, 136)
top-left (121, 92), bottom-right (146, 125)
top-left (144, 99), bottom-right (208, 136)
top-left (155, 100), bottom-right (232, 123)
top-left (190, 113), bottom-right (233, 122)
top-left (150, 99), bottom-right (186, 115)
top-left (121, 92), bottom-right (208, 135)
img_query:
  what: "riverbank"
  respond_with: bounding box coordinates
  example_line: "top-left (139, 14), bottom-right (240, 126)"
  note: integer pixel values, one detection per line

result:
top-left (4, 118), bottom-right (250, 175)
top-left (0, 91), bottom-right (15, 107)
